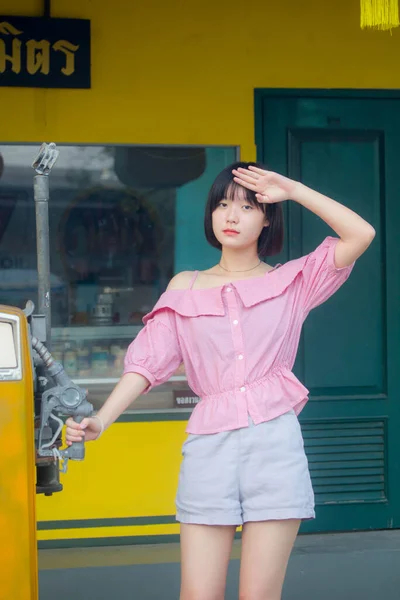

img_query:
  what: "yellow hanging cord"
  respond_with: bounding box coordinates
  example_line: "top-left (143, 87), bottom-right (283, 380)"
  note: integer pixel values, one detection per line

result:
top-left (361, 0), bottom-right (400, 30)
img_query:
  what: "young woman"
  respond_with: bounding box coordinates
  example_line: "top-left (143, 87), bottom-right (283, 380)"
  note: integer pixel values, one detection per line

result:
top-left (65, 162), bottom-right (375, 600)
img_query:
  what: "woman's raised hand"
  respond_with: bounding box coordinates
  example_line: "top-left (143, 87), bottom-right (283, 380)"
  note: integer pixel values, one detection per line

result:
top-left (232, 166), bottom-right (298, 204)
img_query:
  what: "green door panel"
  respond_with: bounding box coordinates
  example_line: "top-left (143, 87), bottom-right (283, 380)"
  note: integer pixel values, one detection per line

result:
top-left (255, 91), bottom-right (400, 533)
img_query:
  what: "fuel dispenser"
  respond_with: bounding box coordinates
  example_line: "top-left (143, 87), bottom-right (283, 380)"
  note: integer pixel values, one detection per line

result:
top-left (0, 144), bottom-right (94, 600)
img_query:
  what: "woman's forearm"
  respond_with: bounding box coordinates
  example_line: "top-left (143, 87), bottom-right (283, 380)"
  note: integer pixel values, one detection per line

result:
top-left (96, 372), bottom-right (149, 430)
top-left (291, 182), bottom-right (376, 267)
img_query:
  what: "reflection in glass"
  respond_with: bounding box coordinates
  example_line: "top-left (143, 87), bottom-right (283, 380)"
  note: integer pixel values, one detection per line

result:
top-left (0, 144), bottom-right (237, 410)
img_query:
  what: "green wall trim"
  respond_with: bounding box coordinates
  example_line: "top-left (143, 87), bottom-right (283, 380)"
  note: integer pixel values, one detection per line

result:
top-left (38, 534), bottom-right (181, 549)
top-left (116, 412), bottom-right (390, 424)
top-left (254, 88), bottom-right (400, 99)
top-left (37, 514), bottom-right (177, 530)
top-left (116, 412), bottom-right (190, 423)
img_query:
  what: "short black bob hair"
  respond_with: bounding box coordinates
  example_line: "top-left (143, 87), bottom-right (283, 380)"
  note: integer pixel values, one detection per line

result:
top-left (204, 161), bottom-right (284, 258)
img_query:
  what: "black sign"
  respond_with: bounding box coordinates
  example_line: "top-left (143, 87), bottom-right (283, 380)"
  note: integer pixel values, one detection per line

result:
top-left (0, 16), bottom-right (90, 88)
top-left (173, 389), bottom-right (200, 409)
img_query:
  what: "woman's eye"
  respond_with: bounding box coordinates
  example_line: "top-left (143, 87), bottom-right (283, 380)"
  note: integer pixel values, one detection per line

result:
top-left (243, 205), bottom-right (253, 210)
top-left (218, 202), bottom-right (227, 208)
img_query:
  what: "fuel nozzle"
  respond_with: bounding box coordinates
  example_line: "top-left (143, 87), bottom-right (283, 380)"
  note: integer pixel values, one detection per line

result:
top-left (33, 336), bottom-right (94, 472)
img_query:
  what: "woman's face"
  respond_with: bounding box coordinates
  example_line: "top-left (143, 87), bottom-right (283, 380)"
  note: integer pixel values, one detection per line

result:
top-left (212, 185), bottom-right (269, 251)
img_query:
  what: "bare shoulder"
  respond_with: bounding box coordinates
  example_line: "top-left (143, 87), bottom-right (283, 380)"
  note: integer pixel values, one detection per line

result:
top-left (166, 271), bottom-right (195, 291)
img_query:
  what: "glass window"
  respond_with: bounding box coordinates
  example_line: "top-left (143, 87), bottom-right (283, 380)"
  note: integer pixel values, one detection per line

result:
top-left (0, 144), bottom-right (237, 411)
top-left (0, 321), bottom-right (17, 369)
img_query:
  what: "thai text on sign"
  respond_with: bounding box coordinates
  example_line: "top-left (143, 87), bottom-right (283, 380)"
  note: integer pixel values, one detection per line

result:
top-left (0, 17), bottom-right (90, 88)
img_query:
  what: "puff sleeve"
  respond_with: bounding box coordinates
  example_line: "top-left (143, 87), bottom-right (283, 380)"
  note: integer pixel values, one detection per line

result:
top-left (123, 310), bottom-right (183, 394)
top-left (301, 236), bottom-right (355, 314)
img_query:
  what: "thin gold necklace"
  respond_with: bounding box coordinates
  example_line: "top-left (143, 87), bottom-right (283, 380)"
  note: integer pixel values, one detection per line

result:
top-left (218, 260), bottom-right (262, 273)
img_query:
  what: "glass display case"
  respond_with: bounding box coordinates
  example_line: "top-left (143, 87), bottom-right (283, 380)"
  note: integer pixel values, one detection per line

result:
top-left (51, 323), bottom-right (190, 412)
top-left (0, 143), bottom-right (238, 412)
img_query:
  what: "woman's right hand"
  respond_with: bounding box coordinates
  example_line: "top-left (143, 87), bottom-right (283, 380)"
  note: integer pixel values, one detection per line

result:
top-left (65, 416), bottom-right (103, 445)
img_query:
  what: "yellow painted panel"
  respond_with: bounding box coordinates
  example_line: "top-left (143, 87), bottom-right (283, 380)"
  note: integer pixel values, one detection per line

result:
top-left (37, 522), bottom-right (181, 540)
top-left (36, 421), bottom-right (187, 521)
top-left (0, 307), bottom-right (37, 600)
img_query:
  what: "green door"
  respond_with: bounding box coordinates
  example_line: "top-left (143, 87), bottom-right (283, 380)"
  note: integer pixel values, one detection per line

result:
top-left (255, 90), bottom-right (400, 533)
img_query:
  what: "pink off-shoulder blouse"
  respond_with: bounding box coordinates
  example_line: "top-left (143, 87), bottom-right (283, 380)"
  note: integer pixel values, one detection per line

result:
top-left (124, 237), bottom-right (354, 434)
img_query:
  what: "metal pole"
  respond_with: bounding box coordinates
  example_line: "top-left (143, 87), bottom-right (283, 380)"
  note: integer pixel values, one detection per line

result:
top-left (33, 175), bottom-right (51, 344)
top-left (31, 142), bottom-right (59, 347)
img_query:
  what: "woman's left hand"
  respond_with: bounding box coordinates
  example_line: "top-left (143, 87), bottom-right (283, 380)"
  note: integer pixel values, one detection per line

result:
top-left (232, 166), bottom-right (298, 204)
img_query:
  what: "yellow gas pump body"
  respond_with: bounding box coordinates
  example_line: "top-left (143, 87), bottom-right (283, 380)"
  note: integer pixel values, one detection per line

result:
top-left (0, 305), bottom-right (38, 600)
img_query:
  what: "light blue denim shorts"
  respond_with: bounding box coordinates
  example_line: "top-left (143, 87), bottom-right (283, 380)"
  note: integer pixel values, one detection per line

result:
top-left (176, 410), bottom-right (315, 525)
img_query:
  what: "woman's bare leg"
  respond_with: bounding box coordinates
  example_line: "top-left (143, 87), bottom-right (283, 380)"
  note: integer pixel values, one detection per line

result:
top-left (180, 523), bottom-right (237, 600)
top-left (239, 519), bottom-right (300, 600)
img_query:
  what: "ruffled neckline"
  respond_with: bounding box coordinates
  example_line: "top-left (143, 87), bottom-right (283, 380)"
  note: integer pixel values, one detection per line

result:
top-left (143, 254), bottom-right (309, 323)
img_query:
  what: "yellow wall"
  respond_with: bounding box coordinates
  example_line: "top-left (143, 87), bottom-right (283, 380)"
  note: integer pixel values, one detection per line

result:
top-left (1, 0), bottom-right (400, 161)
top-left (3, 0), bottom-right (400, 545)
top-left (36, 421), bottom-right (186, 544)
